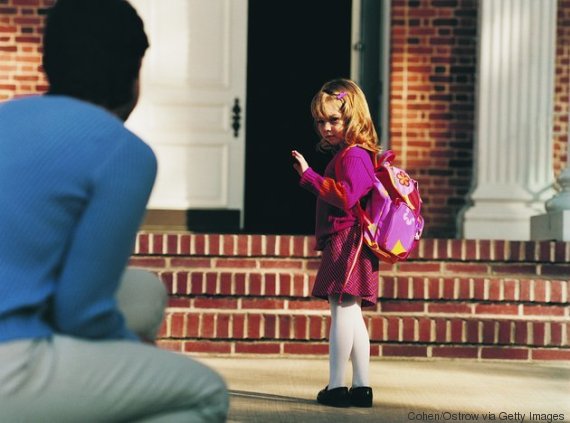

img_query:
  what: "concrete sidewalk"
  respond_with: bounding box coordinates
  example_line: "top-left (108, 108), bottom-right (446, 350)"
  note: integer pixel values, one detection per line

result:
top-left (200, 357), bottom-right (570, 423)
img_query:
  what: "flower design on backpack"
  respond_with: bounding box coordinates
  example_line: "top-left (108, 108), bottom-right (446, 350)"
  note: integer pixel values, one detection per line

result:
top-left (397, 171), bottom-right (410, 187)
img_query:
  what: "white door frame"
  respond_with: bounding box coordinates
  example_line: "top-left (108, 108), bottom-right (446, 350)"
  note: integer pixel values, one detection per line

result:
top-left (351, 0), bottom-right (391, 149)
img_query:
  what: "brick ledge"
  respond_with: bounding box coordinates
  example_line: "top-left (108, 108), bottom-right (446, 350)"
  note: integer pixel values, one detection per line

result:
top-left (135, 232), bottom-right (570, 263)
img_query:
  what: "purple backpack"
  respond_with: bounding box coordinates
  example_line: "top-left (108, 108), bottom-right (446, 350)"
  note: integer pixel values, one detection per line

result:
top-left (338, 148), bottom-right (424, 265)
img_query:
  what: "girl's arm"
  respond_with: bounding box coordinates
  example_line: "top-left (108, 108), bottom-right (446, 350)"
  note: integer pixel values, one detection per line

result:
top-left (295, 148), bottom-right (375, 210)
top-left (292, 150), bottom-right (308, 175)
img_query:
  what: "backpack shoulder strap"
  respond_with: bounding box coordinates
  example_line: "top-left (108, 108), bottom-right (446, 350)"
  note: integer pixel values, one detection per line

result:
top-left (377, 150), bottom-right (395, 167)
top-left (333, 145), bottom-right (373, 300)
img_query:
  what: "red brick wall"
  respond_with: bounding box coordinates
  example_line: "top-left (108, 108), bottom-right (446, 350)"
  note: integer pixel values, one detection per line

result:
top-left (390, 0), bottom-right (478, 239)
top-left (0, 0), bottom-right (52, 101)
top-left (554, 0), bottom-right (570, 177)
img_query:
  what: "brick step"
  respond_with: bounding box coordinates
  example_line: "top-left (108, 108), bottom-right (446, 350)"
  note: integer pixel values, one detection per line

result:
top-left (130, 256), bottom-right (570, 300)
top-left (159, 310), bottom-right (569, 348)
top-left (166, 296), bottom-right (569, 320)
top-left (130, 255), bottom-right (570, 279)
top-left (156, 339), bottom-right (570, 361)
top-left (134, 233), bottom-right (570, 264)
top-left (143, 268), bottom-right (569, 306)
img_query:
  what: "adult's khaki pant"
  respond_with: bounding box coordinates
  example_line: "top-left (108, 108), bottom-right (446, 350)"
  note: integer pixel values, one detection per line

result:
top-left (0, 268), bottom-right (229, 422)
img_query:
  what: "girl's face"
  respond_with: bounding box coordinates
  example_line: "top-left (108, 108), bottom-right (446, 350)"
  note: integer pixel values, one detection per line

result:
top-left (315, 101), bottom-right (346, 147)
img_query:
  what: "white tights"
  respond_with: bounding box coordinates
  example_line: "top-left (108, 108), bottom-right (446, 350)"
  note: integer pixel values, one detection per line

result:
top-left (327, 295), bottom-right (370, 389)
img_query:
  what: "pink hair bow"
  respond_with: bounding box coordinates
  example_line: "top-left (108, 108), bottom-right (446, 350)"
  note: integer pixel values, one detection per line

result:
top-left (336, 92), bottom-right (347, 100)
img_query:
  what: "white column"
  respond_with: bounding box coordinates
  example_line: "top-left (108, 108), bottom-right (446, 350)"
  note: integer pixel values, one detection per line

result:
top-left (461, 0), bottom-right (558, 240)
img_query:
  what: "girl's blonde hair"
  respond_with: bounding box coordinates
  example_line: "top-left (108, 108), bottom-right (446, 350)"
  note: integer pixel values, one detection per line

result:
top-left (310, 78), bottom-right (380, 154)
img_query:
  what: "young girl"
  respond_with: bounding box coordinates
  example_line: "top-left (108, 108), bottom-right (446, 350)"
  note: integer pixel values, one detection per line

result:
top-left (292, 78), bottom-right (380, 408)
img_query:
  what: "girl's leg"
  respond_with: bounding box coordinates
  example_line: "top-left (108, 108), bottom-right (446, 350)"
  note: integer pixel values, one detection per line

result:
top-left (328, 295), bottom-right (371, 389)
top-left (350, 300), bottom-right (370, 388)
top-left (328, 294), bottom-right (366, 388)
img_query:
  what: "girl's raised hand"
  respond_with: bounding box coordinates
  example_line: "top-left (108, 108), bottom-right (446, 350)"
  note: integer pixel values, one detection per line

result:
top-left (291, 150), bottom-right (309, 176)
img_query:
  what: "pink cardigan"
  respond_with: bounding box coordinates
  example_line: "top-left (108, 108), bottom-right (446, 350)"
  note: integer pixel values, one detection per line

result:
top-left (299, 145), bottom-right (376, 250)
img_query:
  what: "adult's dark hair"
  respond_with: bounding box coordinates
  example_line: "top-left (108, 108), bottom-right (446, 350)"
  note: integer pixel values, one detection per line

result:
top-left (43, 0), bottom-right (149, 110)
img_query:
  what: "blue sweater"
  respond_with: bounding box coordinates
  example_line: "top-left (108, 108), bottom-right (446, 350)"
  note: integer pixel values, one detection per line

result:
top-left (0, 95), bottom-right (157, 343)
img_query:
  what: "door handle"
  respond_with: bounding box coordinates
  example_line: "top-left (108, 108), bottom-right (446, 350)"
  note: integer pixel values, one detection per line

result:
top-left (232, 98), bottom-right (241, 137)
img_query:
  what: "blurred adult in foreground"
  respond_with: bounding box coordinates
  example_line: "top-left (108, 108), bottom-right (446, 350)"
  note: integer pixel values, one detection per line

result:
top-left (0, 0), bottom-right (228, 421)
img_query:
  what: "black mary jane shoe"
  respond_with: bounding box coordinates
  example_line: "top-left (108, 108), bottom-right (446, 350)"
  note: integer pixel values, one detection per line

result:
top-left (349, 386), bottom-right (373, 407)
top-left (316, 386), bottom-right (350, 407)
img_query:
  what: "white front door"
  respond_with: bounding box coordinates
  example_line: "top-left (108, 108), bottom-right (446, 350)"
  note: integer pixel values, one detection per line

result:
top-left (127, 0), bottom-right (248, 225)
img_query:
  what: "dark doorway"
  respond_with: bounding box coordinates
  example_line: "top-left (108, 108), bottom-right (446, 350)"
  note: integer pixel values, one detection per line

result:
top-left (244, 0), bottom-right (352, 235)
